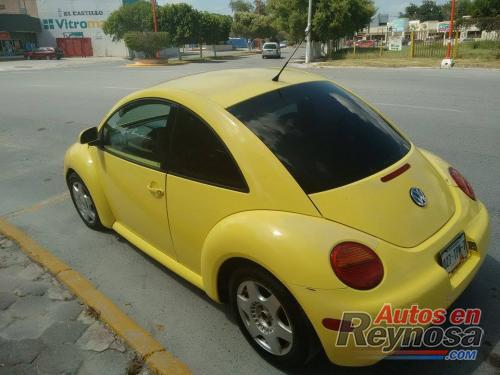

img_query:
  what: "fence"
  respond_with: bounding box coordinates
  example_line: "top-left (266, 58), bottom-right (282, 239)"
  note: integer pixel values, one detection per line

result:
top-left (408, 31), bottom-right (458, 59)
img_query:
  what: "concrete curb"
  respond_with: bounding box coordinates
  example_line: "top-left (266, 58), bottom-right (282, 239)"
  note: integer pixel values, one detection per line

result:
top-left (0, 218), bottom-right (191, 375)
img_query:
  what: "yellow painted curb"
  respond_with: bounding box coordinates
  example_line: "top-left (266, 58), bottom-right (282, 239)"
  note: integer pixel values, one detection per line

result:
top-left (0, 219), bottom-right (191, 375)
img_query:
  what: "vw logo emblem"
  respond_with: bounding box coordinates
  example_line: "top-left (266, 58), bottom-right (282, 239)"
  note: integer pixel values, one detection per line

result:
top-left (410, 187), bottom-right (427, 207)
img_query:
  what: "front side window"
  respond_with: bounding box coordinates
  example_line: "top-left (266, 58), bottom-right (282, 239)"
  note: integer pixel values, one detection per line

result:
top-left (228, 81), bottom-right (410, 194)
top-left (101, 100), bottom-right (171, 168)
top-left (168, 108), bottom-right (248, 192)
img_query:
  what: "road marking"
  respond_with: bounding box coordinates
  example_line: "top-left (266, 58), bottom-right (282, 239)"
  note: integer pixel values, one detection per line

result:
top-left (374, 102), bottom-right (464, 113)
top-left (1, 192), bottom-right (70, 218)
top-left (0, 219), bottom-right (191, 375)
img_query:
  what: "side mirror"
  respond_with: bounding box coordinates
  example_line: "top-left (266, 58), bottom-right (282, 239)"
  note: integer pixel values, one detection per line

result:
top-left (79, 127), bottom-right (98, 145)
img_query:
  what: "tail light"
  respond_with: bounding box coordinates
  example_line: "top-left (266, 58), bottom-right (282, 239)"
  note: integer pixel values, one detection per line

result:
top-left (330, 242), bottom-right (383, 290)
top-left (449, 167), bottom-right (476, 201)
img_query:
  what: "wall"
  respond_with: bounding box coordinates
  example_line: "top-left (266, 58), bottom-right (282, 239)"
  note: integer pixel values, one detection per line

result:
top-left (36, 0), bottom-right (128, 57)
top-left (0, 0), bottom-right (38, 17)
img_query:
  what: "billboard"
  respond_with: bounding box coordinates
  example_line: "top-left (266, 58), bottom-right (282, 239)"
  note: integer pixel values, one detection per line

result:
top-left (388, 18), bottom-right (409, 33)
top-left (438, 22), bottom-right (451, 33)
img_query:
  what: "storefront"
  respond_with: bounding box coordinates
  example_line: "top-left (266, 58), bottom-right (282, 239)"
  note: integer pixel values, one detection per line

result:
top-left (0, 14), bottom-right (40, 56)
top-left (36, 0), bottom-right (131, 57)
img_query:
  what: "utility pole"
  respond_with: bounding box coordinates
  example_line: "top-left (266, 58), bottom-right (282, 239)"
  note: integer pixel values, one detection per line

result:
top-left (305, 0), bottom-right (312, 64)
top-left (151, 0), bottom-right (160, 59)
top-left (441, 0), bottom-right (456, 68)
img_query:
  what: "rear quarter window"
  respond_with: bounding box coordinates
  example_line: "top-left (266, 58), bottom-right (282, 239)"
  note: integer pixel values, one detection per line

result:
top-left (228, 81), bottom-right (410, 194)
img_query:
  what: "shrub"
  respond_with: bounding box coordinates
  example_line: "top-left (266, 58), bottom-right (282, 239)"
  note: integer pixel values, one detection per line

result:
top-left (124, 32), bottom-right (171, 58)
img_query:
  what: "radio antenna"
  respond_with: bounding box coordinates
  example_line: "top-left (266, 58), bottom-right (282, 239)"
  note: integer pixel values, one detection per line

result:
top-left (272, 27), bottom-right (312, 82)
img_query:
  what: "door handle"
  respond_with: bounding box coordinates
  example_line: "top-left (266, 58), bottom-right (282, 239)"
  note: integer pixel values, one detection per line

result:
top-left (147, 182), bottom-right (164, 198)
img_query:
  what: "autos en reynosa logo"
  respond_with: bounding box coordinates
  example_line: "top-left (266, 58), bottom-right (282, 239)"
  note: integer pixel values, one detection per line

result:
top-left (331, 304), bottom-right (483, 360)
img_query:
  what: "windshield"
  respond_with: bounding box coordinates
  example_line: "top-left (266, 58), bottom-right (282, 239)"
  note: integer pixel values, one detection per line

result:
top-left (263, 44), bottom-right (277, 49)
top-left (228, 81), bottom-right (411, 194)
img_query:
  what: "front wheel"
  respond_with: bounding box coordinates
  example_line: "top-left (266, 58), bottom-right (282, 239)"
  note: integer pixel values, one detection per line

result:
top-left (67, 173), bottom-right (104, 230)
top-left (229, 266), bottom-right (318, 369)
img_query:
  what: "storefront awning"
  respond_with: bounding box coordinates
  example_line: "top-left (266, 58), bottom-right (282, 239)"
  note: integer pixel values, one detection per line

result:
top-left (0, 14), bottom-right (41, 33)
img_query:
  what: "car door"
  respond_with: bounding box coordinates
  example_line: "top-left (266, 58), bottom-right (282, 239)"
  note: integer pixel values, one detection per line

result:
top-left (166, 107), bottom-right (249, 274)
top-left (96, 99), bottom-right (176, 259)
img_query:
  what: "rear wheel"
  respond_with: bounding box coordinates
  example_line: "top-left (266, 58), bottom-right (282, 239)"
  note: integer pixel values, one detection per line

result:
top-left (229, 266), bottom-right (318, 369)
top-left (67, 173), bottom-right (104, 230)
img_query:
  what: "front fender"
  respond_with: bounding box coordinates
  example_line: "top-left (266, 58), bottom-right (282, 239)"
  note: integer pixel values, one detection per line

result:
top-left (64, 143), bottom-right (114, 228)
top-left (201, 210), bottom-right (379, 302)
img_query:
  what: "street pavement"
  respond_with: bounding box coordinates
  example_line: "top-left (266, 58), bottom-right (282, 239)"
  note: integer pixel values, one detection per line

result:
top-left (0, 235), bottom-right (143, 374)
top-left (0, 51), bottom-right (499, 374)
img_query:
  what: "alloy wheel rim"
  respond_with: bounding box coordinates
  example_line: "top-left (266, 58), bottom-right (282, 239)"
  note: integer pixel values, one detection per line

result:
top-left (236, 280), bottom-right (293, 356)
top-left (71, 182), bottom-right (96, 224)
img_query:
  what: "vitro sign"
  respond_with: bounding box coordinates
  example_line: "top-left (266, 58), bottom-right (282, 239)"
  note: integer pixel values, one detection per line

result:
top-left (42, 9), bottom-right (105, 31)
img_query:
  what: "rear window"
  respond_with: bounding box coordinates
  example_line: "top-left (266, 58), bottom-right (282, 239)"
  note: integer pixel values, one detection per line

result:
top-left (228, 81), bottom-right (410, 194)
top-left (263, 44), bottom-right (277, 49)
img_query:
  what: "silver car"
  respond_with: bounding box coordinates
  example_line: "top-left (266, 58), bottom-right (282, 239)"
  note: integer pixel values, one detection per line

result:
top-left (262, 42), bottom-right (281, 59)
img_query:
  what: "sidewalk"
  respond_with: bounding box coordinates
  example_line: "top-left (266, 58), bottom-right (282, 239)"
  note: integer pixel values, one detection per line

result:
top-left (0, 234), bottom-right (149, 375)
top-left (0, 57), bottom-right (127, 72)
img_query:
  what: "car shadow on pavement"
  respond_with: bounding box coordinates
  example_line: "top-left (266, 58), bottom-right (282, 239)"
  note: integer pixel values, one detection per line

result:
top-left (116, 231), bottom-right (499, 375)
top-left (113, 232), bottom-right (235, 322)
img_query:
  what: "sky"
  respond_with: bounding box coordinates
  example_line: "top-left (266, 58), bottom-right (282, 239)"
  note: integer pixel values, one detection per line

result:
top-left (158, 0), bottom-right (444, 19)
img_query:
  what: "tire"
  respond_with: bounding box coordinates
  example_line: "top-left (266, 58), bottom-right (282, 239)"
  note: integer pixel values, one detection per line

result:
top-left (67, 173), bottom-right (104, 231)
top-left (229, 266), bottom-right (319, 369)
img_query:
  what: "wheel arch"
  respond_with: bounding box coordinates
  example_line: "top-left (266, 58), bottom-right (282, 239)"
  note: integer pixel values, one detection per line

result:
top-left (64, 143), bottom-right (115, 228)
top-left (200, 210), bottom-right (358, 303)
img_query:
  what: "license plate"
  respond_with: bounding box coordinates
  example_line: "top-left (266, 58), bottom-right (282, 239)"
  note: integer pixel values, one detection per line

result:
top-left (440, 233), bottom-right (468, 273)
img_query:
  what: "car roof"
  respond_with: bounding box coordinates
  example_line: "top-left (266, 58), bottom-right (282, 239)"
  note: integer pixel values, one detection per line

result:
top-left (151, 68), bottom-right (325, 108)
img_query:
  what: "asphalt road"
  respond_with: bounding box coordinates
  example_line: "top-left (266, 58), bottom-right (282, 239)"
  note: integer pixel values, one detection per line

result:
top-left (1, 52), bottom-right (499, 375)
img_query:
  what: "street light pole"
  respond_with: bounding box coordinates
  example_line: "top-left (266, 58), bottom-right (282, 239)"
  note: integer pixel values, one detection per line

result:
top-left (151, 0), bottom-right (158, 33)
top-left (305, 0), bottom-right (312, 64)
top-left (441, 0), bottom-right (456, 68)
top-left (151, 0), bottom-right (160, 59)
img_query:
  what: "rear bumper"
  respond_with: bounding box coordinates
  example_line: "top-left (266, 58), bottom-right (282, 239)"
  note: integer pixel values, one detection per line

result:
top-left (291, 199), bottom-right (490, 366)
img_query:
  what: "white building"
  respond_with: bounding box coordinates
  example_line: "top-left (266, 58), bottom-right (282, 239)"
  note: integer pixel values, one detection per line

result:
top-left (36, 0), bottom-right (129, 57)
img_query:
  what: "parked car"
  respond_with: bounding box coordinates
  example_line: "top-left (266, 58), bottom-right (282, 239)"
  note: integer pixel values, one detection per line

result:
top-left (65, 68), bottom-right (489, 369)
top-left (279, 41), bottom-right (288, 48)
top-left (262, 42), bottom-right (281, 58)
top-left (24, 47), bottom-right (63, 60)
top-left (355, 39), bottom-right (376, 48)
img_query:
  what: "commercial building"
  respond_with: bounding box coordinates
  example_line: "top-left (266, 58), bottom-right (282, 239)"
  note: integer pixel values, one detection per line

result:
top-left (0, 0), bottom-right (41, 56)
top-left (37, 0), bottom-right (131, 57)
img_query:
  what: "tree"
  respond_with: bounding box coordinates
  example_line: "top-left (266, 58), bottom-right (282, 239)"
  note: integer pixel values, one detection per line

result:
top-left (442, 0), bottom-right (475, 19)
top-left (472, 0), bottom-right (500, 17)
top-left (123, 32), bottom-right (171, 59)
top-left (103, 1), bottom-right (152, 41)
top-left (231, 11), bottom-right (276, 41)
top-left (158, 3), bottom-right (200, 59)
top-left (313, 0), bottom-right (374, 42)
top-left (401, 0), bottom-right (444, 21)
top-left (267, 0), bottom-right (308, 42)
top-left (198, 12), bottom-right (232, 57)
top-left (267, 0), bottom-right (375, 44)
top-left (229, 0), bottom-right (254, 13)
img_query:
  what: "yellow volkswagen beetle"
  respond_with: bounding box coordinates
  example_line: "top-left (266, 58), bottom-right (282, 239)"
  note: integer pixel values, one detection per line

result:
top-left (64, 68), bottom-right (490, 368)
